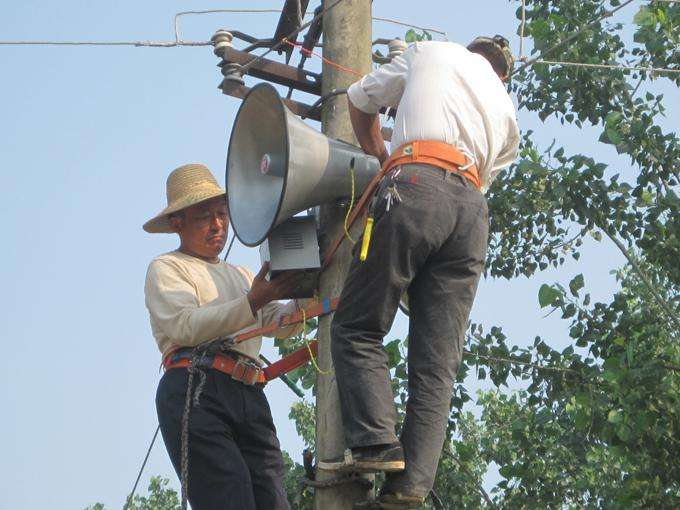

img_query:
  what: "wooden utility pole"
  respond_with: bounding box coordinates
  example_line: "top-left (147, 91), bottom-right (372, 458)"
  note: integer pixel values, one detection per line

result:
top-left (315, 1), bottom-right (373, 509)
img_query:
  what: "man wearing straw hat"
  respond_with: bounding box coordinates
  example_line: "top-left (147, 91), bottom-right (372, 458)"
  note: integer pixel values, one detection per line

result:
top-left (143, 163), bottom-right (302, 510)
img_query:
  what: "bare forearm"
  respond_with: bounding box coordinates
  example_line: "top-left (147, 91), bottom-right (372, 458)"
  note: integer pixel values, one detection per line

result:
top-left (348, 99), bottom-right (389, 164)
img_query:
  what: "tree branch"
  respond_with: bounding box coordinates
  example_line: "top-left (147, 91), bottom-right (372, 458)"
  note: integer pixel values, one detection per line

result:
top-left (600, 228), bottom-right (680, 332)
top-left (444, 446), bottom-right (498, 509)
top-left (465, 350), bottom-right (582, 376)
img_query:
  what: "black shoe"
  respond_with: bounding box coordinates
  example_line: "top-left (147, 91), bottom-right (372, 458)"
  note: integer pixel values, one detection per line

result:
top-left (318, 442), bottom-right (405, 473)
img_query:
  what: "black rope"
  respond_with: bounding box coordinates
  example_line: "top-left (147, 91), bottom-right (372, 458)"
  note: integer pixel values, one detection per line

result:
top-left (123, 425), bottom-right (160, 510)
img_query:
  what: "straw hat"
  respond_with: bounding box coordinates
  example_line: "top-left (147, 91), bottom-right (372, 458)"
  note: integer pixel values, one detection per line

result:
top-left (143, 163), bottom-right (226, 233)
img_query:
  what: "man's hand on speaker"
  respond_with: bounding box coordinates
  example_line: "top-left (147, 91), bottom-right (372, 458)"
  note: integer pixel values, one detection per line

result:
top-left (247, 262), bottom-right (302, 315)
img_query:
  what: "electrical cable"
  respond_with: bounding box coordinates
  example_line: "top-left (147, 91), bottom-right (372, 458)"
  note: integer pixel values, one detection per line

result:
top-left (0, 39), bottom-right (210, 47)
top-left (123, 425), bottom-right (160, 510)
top-left (514, 0), bottom-right (637, 74)
top-left (238, 0), bottom-right (349, 75)
top-left (371, 16), bottom-right (448, 39)
top-left (343, 160), bottom-right (357, 244)
top-left (223, 234), bottom-right (237, 261)
top-left (300, 308), bottom-right (332, 375)
top-left (528, 59), bottom-right (680, 75)
top-left (282, 37), bottom-right (363, 76)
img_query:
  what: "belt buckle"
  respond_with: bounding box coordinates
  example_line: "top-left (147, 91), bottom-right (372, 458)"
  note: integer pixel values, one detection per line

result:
top-left (232, 357), bottom-right (262, 386)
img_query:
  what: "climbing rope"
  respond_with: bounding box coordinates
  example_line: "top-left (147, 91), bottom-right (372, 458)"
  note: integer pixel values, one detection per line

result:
top-left (179, 342), bottom-right (216, 509)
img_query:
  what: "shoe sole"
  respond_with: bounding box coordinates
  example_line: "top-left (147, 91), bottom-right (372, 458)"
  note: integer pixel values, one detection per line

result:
top-left (318, 459), bottom-right (405, 473)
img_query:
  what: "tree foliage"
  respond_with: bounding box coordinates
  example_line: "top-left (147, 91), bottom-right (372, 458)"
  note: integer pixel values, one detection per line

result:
top-left (85, 477), bottom-right (181, 510)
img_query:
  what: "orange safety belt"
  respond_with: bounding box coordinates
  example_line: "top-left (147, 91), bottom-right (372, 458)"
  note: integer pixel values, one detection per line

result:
top-left (385, 140), bottom-right (481, 189)
top-left (323, 140), bottom-right (480, 267)
top-left (163, 298), bottom-right (339, 382)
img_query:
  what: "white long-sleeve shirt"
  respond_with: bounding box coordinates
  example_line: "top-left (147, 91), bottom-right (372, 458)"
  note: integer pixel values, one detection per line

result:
top-left (144, 250), bottom-right (301, 361)
top-left (347, 41), bottom-right (520, 192)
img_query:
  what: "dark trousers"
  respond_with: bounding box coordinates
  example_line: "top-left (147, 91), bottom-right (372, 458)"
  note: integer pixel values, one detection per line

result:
top-left (156, 367), bottom-right (290, 510)
top-left (331, 164), bottom-right (488, 497)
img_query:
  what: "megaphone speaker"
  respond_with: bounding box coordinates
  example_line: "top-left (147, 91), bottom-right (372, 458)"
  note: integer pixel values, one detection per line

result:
top-left (226, 83), bottom-right (381, 247)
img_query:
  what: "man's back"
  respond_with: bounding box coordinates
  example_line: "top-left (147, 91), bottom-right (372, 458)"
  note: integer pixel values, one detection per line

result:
top-left (348, 41), bottom-right (520, 191)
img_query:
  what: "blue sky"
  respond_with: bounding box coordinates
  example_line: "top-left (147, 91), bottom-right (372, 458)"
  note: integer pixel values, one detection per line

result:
top-left (0, 1), bottom-right (676, 509)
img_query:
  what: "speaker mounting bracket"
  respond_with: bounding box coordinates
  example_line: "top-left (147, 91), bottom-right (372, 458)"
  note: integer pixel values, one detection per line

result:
top-left (215, 39), bottom-right (322, 96)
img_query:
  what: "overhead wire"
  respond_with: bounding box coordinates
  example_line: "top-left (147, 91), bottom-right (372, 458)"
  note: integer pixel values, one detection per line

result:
top-left (528, 59), bottom-right (680, 75)
top-left (173, 9), bottom-right (313, 44)
top-left (0, 39), bottom-right (210, 47)
top-left (237, 0), bottom-right (348, 75)
top-left (0, 6), bottom-right (450, 48)
top-left (519, 0), bottom-right (526, 61)
top-left (123, 425), bottom-right (160, 510)
top-left (282, 38), bottom-right (364, 76)
top-left (514, 0), bottom-right (637, 73)
top-left (371, 16), bottom-right (448, 39)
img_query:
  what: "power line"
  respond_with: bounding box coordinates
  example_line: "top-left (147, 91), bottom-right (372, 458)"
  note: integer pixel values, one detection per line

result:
top-left (514, 0), bottom-right (637, 74)
top-left (238, 0), bottom-right (347, 75)
top-left (371, 16), bottom-right (447, 38)
top-left (0, 39), bottom-right (210, 47)
top-left (526, 59), bottom-right (680, 75)
top-left (174, 9), bottom-right (312, 44)
top-left (173, 9), bottom-right (448, 42)
top-left (0, 5), bottom-right (450, 49)
top-left (123, 425), bottom-right (160, 510)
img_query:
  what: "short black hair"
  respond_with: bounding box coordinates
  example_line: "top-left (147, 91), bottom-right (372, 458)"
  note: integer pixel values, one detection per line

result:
top-left (467, 39), bottom-right (511, 78)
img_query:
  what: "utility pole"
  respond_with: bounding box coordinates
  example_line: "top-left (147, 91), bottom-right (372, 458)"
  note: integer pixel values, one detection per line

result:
top-left (315, 1), bottom-right (373, 509)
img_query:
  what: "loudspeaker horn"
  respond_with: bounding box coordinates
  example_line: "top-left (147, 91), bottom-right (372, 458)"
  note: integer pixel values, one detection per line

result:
top-left (226, 83), bottom-right (381, 247)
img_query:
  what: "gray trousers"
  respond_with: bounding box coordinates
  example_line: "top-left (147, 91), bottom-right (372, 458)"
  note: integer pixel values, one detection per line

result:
top-left (331, 164), bottom-right (488, 497)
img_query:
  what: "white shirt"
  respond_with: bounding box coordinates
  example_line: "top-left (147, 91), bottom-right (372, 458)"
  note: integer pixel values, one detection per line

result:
top-left (144, 250), bottom-right (301, 361)
top-left (347, 41), bottom-right (520, 192)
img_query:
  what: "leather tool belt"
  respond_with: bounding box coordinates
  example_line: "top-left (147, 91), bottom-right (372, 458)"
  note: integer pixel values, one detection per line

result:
top-left (163, 349), bottom-right (265, 386)
top-left (383, 140), bottom-right (481, 190)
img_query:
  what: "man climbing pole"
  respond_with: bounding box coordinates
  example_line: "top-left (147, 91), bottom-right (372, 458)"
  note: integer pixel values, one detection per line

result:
top-left (322, 37), bottom-right (520, 508)
top-left (143, 163), bottom-right (304, 510)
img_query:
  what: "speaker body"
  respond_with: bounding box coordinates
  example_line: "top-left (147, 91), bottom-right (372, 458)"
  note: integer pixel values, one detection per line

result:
top-left (259, 216), bottom-right (320, 298)
top-left (227, 83), bottom-right (381, 247)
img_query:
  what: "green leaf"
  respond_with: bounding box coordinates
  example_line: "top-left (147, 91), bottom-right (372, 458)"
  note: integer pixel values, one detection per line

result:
top-left (385, 339), bottom-right (402, 369)
top-left (569, 274), bottom-right (585, 296)
top-left (404, 29), bottom-right (418, 43)
top-left (626, 342), bottom-right (634, 366)
top-left (605, 111), bottom-right (623, 126)
top-left (538, 284), bottom-right (561, 308)
top-left (616, 424), bottom-right (633, 442)
top-left (606, 128), bottom-right (622, 145)
top-left (608, 409), bottom-right (623, 424)
top-left (633, 7), bottom-right (656, 28)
